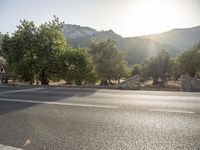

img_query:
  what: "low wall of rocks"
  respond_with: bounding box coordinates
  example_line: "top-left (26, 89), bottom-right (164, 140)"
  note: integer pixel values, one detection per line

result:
top-left (181, 75), bottom-right (200, 92)
top-left (5, 75), bottom-right (140, 90)
top-left (116, 74), bottom-right (140, 90)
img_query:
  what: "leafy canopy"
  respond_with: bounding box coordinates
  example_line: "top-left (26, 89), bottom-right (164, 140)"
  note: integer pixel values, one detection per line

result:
top-left (89, 39), bottom-right (127, 84)
top-left (177, 42), bottom-right (200, 77)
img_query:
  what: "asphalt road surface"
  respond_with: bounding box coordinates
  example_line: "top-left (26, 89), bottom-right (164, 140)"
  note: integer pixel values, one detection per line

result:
top-left (0, 86), bottom-right (200, 150)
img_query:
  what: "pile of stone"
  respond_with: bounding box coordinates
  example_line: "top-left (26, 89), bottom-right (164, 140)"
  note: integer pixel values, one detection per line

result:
top-left (181, 75), bottom-right (200, 92)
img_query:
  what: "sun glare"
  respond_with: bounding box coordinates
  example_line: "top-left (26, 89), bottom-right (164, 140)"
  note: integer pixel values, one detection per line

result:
top-left (121, 0), bottom-right (183, 36)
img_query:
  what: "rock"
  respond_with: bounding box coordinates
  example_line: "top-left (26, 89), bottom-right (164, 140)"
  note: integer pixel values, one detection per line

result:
top-left (117, 74), bottom-right (140, 90)
top-left (181, 75), bottom-right (200, 92)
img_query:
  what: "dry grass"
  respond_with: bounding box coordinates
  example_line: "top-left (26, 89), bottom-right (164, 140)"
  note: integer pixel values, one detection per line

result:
top-left (140, 80), bottom-right (181, 91)
top-left (7, 79), bottom-right (181, 91)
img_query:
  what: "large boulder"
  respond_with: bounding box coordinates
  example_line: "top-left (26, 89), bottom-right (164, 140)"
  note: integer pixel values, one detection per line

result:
top-left (181, 75), bottom-right (200, 92)
top-left (117, 74), bottom-right (140, 90)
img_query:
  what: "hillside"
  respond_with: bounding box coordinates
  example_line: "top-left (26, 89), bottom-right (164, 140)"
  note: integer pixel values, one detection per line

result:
top-left (0, 33), bottom-right (2, 48)
top-left (63, 25), bottom-right (179, 65)
top-left (121, 37), bottom-right (178, 65)
top-left (144, 26), bottom-right (200, 49)
top-left (63, 24), bottom-right (97, 39)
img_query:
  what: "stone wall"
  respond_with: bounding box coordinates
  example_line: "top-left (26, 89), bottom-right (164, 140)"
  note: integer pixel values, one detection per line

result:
top-left (5, 75), bottom-right (140, 90)
top-left (181, 75), bottom-right (200, 92)
top-left (116, 74), bottom-right (140, 90)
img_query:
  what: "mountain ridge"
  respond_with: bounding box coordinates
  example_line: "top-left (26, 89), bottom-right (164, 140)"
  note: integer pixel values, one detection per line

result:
top-left (63, 24), bottom-right (200, 51)
top-left (63, 24), bottom-right (192, 64)
top-left (143, 25), bottom-right (200, 49)
top-left (63, 24), bottom-right (97, 39)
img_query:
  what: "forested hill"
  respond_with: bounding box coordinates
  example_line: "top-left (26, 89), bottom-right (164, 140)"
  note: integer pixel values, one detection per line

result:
top-left (66, 30), bottom-right (125, 48)
top-left (0, 32), bottom-right (2, 48)
top-left (63, 24), bottom-right (97, 39)
top-left (144, 26), bottom-right (200, 50)
top-left (63, 25), bottom-right (180, 65)
top-left (121, 37), bottom-right (178, 65)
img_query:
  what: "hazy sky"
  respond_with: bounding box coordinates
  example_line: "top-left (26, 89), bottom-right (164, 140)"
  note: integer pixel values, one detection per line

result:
top-left (0, 0), bottom-right (200, 37)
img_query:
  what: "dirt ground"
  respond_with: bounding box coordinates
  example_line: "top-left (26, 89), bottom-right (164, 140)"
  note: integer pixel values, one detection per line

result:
top-left (140, 80), bottom-right (181, 91)
top-left (6, 79), bottom-right (181, 91)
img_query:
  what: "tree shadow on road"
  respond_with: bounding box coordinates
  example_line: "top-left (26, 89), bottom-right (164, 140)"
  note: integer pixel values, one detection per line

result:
top-left (0, 87), bottom-right (98, 115)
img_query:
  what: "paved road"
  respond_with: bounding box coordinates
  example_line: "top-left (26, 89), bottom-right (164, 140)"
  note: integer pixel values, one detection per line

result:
top-left (0, 86), bottom-right (200, 150)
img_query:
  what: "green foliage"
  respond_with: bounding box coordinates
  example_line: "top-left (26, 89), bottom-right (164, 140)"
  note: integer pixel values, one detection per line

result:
top-left (36, 16), bottom-right (67, 84)
top-left (170, 58), bottom-right (183, 80)
top-left (1, 17), bottom-right (66, 84)
top-left (89, 39), bottom-right (128, 84)
top-left (196, 71), bottom-right (200, 79)
top-left (2, 21), bottom-right (38, 83)
top-left (177, 42), bottom-right (200, 77)
top-left (0, 33), bottom-right (2, 50)
top-left (132, 64), bottom-right (140, 76)
top-left (142, 49), bottom-right (171, 84)
top-left (1, 17), bottom-right (98, 85)
top-left (60, 47), bottom-right (96, 85)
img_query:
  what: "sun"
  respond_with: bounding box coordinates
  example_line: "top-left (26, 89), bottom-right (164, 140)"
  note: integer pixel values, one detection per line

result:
top-left (120, 0), bottom-right (183, 36)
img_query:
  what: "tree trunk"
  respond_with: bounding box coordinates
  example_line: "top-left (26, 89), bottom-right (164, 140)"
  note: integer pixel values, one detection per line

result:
top-left (190, 72), bottom-right (196, 78)
top-left (153, 77), bottom-right (158, 85)
top-left (65, 80), bottom-right (72, 85)
top-left (1, 75), bottom-right (3, 83)
top-left (75, 80), bottom-right (82, 85)
top-left (41, 79), bottom-right (49, 85)
top-left (100, 80), bottom-right (108, 85)
top-left (117, 78), bottom-right (120, 84)
top-left (108, 79), bottom-right (113, 85)
top-left (40, 71), bottom-right (49, 85)
top-left (4, 79), bottom-right (8, 84)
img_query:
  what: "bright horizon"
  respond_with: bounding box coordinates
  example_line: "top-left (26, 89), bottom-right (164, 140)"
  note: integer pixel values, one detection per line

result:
top-left (0, 0), bottom-right (200, 37)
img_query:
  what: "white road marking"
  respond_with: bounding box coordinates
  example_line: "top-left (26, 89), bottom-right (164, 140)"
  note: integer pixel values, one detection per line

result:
top-left (36, 91), bottom-right (200, 101)
top-left (0, 144), bottom-right (23, 150)
top-left (0, 88), bottom-right (45, 94)
top-left (0, 98), bottom-right (119, 109)
top-left (149, 109), bottom-right (195, 114)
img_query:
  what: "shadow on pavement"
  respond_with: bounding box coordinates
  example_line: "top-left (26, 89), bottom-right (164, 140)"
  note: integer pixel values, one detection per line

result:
top-left (0, 86), bottom-right (98, 115)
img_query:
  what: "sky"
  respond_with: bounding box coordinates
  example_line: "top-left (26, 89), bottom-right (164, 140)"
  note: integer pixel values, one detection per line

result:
top-left (0, 0), bottom-right (200, 37)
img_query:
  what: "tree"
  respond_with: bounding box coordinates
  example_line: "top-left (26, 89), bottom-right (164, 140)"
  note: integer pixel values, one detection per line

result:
top-left (0, 33), bottom-right (2, 49)
top-left (132, 64), bottom-right (140, 76)
top-left (170, 59), bottom-right (183, 80)
top-left (89, 39), bottom-right (127, 85)
top-left (36, 16), bottom-right (67, 84)
top-left (177, 42), bottom-right (200, 78)
top-left (142, 49), bottom-right (171, 84)
top-left (59, 47), bottom-right (96, 85)
top-left (2, 21), bottom-right (38, 84)
top-left (1, 16), bottom-right (69, 85)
